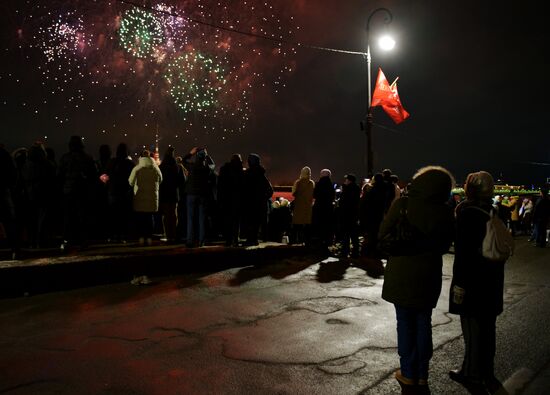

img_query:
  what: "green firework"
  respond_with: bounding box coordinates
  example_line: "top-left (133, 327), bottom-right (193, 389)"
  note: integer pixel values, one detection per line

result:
top-left (164, 51), bottom-right (226, 113)
top-left (118, 7), bottom-right (164, 59)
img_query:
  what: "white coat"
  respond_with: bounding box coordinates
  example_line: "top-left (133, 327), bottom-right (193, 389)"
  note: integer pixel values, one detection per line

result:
top-left (128, 156), bottom-right (163, 213)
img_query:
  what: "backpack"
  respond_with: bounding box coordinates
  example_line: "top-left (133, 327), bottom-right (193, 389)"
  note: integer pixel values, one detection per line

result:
top-left (467, 206), bottom-right (514, 262)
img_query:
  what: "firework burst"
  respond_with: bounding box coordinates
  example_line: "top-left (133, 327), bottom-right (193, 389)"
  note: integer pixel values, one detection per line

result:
top-left (164, 50), bottom-right (226, 113)
top-left (35, 11), bottom-right (91, 63)
top-left (118, 7), bottom-right (164, 60)
top-left (1, 0), bottom-right (301, 146)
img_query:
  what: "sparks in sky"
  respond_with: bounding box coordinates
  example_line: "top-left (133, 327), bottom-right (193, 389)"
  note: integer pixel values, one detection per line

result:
top-left (36, 11), bottom-right (91, 63)
top-left (164, 50), bottom-right (226, 113)
top-left (1, 0), bottom-right (300, 146)
top-left (118, 7), bottom-right (164, 60)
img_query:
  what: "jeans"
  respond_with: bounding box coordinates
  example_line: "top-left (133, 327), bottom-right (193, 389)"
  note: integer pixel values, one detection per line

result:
top-left (394, 305), bottom-right (433, 381)
top-left (187, 194), bottom-right (206, 245)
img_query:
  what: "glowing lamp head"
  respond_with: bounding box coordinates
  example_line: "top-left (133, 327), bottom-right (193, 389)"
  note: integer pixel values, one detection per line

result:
top-left (378, 35), bottom-right (396, 51)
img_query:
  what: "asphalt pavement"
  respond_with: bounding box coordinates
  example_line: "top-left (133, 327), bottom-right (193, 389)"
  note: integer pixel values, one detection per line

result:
top-left (0, 238), bottom-right (549, 394)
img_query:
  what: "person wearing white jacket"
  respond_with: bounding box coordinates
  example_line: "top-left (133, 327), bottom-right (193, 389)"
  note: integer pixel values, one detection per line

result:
top-left (128, 150), bottom-right (162, 245)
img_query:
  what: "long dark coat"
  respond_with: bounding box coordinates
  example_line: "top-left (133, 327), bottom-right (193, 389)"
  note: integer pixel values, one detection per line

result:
top-left (449, 200), bottom-right (505, 316)
top-left (312, 176), bottom-right (335, 227)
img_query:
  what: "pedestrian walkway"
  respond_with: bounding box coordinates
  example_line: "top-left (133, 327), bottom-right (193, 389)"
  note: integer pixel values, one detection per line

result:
top-left (0, 241), bottom-right (308, 299)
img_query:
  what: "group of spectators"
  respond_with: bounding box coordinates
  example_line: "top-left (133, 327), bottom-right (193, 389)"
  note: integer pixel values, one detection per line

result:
top-left (3, 135), bottom-right (548, 264)
top-left (0, 136), bottom-right (278, 255)
top-left (0, 135), bottom-right (409, 259)
top-left (266, 166), bottom-right (403, 259)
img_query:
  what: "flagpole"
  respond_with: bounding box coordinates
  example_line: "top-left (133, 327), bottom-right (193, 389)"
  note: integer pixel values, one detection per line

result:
top-left (365, 8), bottom-right (393, 178)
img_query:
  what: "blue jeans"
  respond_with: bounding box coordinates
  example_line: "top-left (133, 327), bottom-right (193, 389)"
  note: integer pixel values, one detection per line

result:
top-left (186, 195), bottom-right (206, 245)
top-left (394, 305), bottom-right (433, 381)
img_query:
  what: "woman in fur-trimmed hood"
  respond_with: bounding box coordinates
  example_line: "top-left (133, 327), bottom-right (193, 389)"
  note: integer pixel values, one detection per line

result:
top-left (379, 165), bottom-right (455, 392)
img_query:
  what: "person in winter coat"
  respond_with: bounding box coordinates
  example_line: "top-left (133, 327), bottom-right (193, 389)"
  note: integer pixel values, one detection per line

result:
top-left (532, 188), bottom-right (550, 248)
top-left (291, 166), bottom-right (315, 245)
top-left (380, 166), bottom-right (455, 394)
top-left (128, 150), bottom-right (162, 245)
top-left (175, 156), bottom-right (188, 243)
top-left (94, 144), bottom-right (112, 242)
top-left (448, 171), bottom-right (506, 394)
top-left (159, 146), bottom-right (185, 244)
top-left (242, 153), bottom-right (273, 246)
top-left (0, 144), bottom-right (19, 259)
top-left (21, 142), bottom-right (56, 248)
top-left (359, 173), bottom-right (387, 258)
top-left (338, 174), bottom-right (361, 258)
top-left (58, 135), bottom-right (97, 249)
top-left (11, 147), bottom-right (28, 246)
top-left (183, 147), bottom-right (215, 247)
top-left (217, 154), bottom-right (245, 246)
top-left (521, 197), bottom-right (534, 236)
top-left (312, 169), bottom-right (335, 253)
top-left (106, 143), bottom-right (134, 243)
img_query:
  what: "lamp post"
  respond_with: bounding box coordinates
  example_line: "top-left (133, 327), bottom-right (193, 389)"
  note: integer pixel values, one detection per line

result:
top-left (364, 8), bottom-right (394, 178)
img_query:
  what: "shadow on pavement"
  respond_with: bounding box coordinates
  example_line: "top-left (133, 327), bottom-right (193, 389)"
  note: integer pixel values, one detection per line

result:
top-left (229, 254), bottom-right (321, 286)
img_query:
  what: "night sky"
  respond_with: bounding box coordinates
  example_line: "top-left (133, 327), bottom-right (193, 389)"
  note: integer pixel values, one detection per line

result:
top-left (1, 0), bottom-right (548, 186)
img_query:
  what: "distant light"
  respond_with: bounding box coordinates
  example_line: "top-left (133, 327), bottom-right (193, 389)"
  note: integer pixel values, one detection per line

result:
top-left (379, 35), bottom-right (396, 51)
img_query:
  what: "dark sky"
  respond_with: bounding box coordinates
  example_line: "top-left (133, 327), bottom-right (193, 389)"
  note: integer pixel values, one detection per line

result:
top-left (1, 0), bottom-right (549, 186)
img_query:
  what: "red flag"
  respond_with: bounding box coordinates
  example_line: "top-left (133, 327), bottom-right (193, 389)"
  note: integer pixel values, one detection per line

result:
top-left (371, 68), bottom-right (393, 107)
top-left (371, 68), bottom-right (410, 124)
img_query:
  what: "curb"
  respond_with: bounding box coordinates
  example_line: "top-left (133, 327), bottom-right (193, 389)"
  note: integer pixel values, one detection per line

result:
top-left (0, 244), bottom-right (310, 299)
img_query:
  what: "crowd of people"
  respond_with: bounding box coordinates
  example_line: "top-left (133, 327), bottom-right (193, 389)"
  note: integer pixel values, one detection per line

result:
top-left (0, 136), bottom-right (413, 259)
top-left (1, 136), bottom-right (549, 260)
top-left (1, 136), bottom-right (550, 394)
top-left (0, 137), bottom-right (275, 255)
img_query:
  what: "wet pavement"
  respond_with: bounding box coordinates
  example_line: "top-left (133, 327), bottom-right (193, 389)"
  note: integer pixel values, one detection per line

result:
top-left (0, 238), bottom-right (549, 394)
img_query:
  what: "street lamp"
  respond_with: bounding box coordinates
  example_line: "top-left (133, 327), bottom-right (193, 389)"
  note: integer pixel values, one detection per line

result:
top-left (364, 8), bottom-right (394, 177)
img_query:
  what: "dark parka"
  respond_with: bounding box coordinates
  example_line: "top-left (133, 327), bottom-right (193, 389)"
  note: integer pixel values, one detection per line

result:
top-left (380, 169), bottom-right (455, 309)
top-left (22, 144), bottom-right (56, 208)
top-left (449, 200), bottom-right (505, 316)
top-left (106, 152), bottom-right (135, 203)
top-left (183, 153), bottom-right (214, 198)
top-left (338, 182), bottom-right (361, 225)
top-left (312, 176), bottom-right (335, 226)
top-left (0, 146), bottom-right (16, 222)
top-left (58, 139), bottom-right (97, 197)
top-left (159, 158), bottom-right (185, 204)
top-left (218, 157), bottom-right (244, 212)
top-left (242, 154), bottom-right (273, 211)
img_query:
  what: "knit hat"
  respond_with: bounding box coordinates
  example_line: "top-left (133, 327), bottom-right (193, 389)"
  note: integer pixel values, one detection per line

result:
top-left (320, 168), bottom-right (332, 178)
